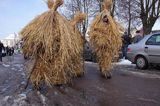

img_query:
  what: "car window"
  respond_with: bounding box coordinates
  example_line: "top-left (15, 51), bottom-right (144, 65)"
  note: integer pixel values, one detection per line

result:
top-left (156, 36), bottom-right (160, 42)
top-left (146, 34), bottom-right (160, 45)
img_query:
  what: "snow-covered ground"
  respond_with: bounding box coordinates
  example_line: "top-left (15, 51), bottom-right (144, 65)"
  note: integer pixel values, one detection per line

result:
top-left (86, 59), bottom-right (133, 65)
top-left (116, 59), bottom-right (133, 65)
top-left (0, 54), bottom-right (160, 106)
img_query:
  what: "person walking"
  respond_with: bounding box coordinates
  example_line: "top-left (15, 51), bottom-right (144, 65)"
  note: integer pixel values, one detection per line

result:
top-left (133, 30), bottom-right (143, 43)
top-left (0, 41), bottom-right (5, 63)
top-left (6, 46), bottom-right (9, 56)
top-left (11, 47), bottom-right (14, 55)
top-left (122, 32), bottom-right (131, 59)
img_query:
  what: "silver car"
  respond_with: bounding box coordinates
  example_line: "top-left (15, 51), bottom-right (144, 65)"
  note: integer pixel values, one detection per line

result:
top-left (127, 33), bottom-right (160, 69)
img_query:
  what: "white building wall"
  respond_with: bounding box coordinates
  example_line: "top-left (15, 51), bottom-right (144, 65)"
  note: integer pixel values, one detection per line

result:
top-left (1, 33), bottom-right (20, 47)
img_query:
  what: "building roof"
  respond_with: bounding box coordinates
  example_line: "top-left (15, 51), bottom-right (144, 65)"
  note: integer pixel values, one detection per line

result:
top-left (4, 33), bottom-right (19, 40)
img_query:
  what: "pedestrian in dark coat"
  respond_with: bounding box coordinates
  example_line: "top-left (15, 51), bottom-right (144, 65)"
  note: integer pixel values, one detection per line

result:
top-left (122, 32), bottom-right (131, 59)
top-left (133, 30), bottom-right (143, 43)
top-left (8, 47), bottom-right (12, 56)
top-left (11, 47), bottom-right (14, 55)
top-left (6, 46), bottom-right (9, 56)
top-left (0, 41), bottom-right (5, 62)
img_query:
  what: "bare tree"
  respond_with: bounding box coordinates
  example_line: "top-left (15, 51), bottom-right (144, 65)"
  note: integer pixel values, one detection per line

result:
top-left (111, 0), bottom-right (116, 17)
top-left (139, 0), bottom-right (160, 34)
top-left (64, 0), bottom-right (99, 36)
top-left (96, 0), bottom-right (104, 12)
top-left (115, 0), bottom-right (141, 35)
top-left (63, 0), bottom-right (160, 36)
top-left (116, 0), bottom-right (160, 35)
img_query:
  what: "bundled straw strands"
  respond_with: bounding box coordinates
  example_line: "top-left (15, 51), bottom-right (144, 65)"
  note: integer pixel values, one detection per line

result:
top-left (70, 12), bottom-right (86, 77)
top-left (20, 0), bottom-right (85, 87)
top-left (89, 0), bottom-right (122, 78)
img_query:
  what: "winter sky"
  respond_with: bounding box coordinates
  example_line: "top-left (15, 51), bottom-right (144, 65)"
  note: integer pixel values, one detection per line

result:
top-left (0, 0), bottom-right (48, 39)
top-left (0, 0), bottom-right (160, 39)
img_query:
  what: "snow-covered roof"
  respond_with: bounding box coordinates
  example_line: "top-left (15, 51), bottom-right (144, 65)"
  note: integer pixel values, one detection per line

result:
top-left (4, 33), bottom-right (19, 40)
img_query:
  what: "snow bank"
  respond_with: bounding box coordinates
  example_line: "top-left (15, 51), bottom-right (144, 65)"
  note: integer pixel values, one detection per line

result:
top-left (2, 64), bottom-right (10, 67)
top-left (116, 59), bottom-right (132, 65)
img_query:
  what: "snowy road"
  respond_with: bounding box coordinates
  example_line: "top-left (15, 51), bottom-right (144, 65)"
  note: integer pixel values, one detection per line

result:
top-left (0, 54), bottom-right (160, 106)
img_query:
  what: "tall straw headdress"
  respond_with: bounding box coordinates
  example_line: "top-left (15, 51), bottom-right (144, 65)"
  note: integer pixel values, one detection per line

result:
top-left (20, 0), bottom-right (85, 88)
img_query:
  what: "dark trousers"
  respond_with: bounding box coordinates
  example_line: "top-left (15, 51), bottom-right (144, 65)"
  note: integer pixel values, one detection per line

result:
top-left (122, 45), bottom-right (128, 59)
top-left (0, 52), bottom-right (2, 62)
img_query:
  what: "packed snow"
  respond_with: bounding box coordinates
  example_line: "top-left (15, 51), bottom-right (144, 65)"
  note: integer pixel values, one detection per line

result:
top-left (116, 59), bottom-right (132, 65)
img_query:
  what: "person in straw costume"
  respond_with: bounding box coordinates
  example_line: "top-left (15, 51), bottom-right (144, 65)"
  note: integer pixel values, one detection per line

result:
top-left (70, 12), bottom-right (86, 77)
top-left (20, 0), bottom-right (85, 88)
top-left (89, 0), bottom-right (122, 78)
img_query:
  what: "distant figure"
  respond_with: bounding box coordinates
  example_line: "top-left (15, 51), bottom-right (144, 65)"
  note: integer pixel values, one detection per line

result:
top-left (133, 30), bottom-right (143, 43)
top-left (6, 46), bottom-right (9, 56)
top-left (11, 47), bottom-right (14, 55)
top-left (122, 32), bottom-right (131, 59)
top-left (8, 47), bottom-right (12, 56)
top-left (0, 41), bottom-right (5, 62)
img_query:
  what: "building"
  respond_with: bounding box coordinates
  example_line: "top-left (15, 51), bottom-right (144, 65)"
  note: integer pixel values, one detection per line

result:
top-left (1, 33), bottom-right (20, 47)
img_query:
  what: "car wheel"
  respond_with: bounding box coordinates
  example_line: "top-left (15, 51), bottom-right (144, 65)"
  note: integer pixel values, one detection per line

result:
top-left (136, 56), bottom-right (148, 69)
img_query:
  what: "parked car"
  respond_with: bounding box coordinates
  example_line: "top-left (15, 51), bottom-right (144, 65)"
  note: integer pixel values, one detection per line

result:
top-left (127, 33), bottom-right (160, 69)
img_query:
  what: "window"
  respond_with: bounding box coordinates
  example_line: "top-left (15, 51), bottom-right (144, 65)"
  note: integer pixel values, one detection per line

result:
top-left (146, 34), bottom-right (160, 45)
top-left (156, 36), bottom-right (160, 42)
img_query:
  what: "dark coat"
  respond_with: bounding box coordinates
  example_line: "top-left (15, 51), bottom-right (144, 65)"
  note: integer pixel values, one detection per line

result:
top-left (0, 42), bottom-right (4, 53)
top-left (122, 34), bottom-right (131, 46)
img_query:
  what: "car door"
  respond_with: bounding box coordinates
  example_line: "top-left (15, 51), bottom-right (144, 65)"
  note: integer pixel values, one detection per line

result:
top-left (145, 34), bottom-right (160, 63)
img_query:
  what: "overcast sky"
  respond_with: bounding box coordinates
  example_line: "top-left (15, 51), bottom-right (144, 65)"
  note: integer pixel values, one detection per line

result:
top-left (0, 0), bottom-right (160, 39)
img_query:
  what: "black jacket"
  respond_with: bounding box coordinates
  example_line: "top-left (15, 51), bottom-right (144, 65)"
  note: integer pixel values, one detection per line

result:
top-left (0, 42), bottom-right (4, 52)
top-left (122, 34), bottom-right (131, 45)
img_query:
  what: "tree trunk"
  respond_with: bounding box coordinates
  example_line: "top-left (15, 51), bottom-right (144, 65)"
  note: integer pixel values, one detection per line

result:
top-left (111, 0), bottom-right (115, 17)
top-left (99, 0), bottom-right (104, 12)
top-left (139, 0), bottom-right (160, 35)
top-left (128, 0), bottom-right (131, 35)
top-left (142, 17), bottom-right (157, 35)
top-left (143, 25), bottom-right (153, 35)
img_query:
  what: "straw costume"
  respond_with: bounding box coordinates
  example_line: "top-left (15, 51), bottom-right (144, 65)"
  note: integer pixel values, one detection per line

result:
top-left (20, 0), bottom-right (85, 88)
top-left (70, 12), bottom-right (86, 77)
top-left (89, 0), bottom-right (122, 78)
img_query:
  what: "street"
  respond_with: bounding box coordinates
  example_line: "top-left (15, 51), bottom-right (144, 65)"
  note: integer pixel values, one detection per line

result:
top-left (0, 54), bottom-right (160, 106)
